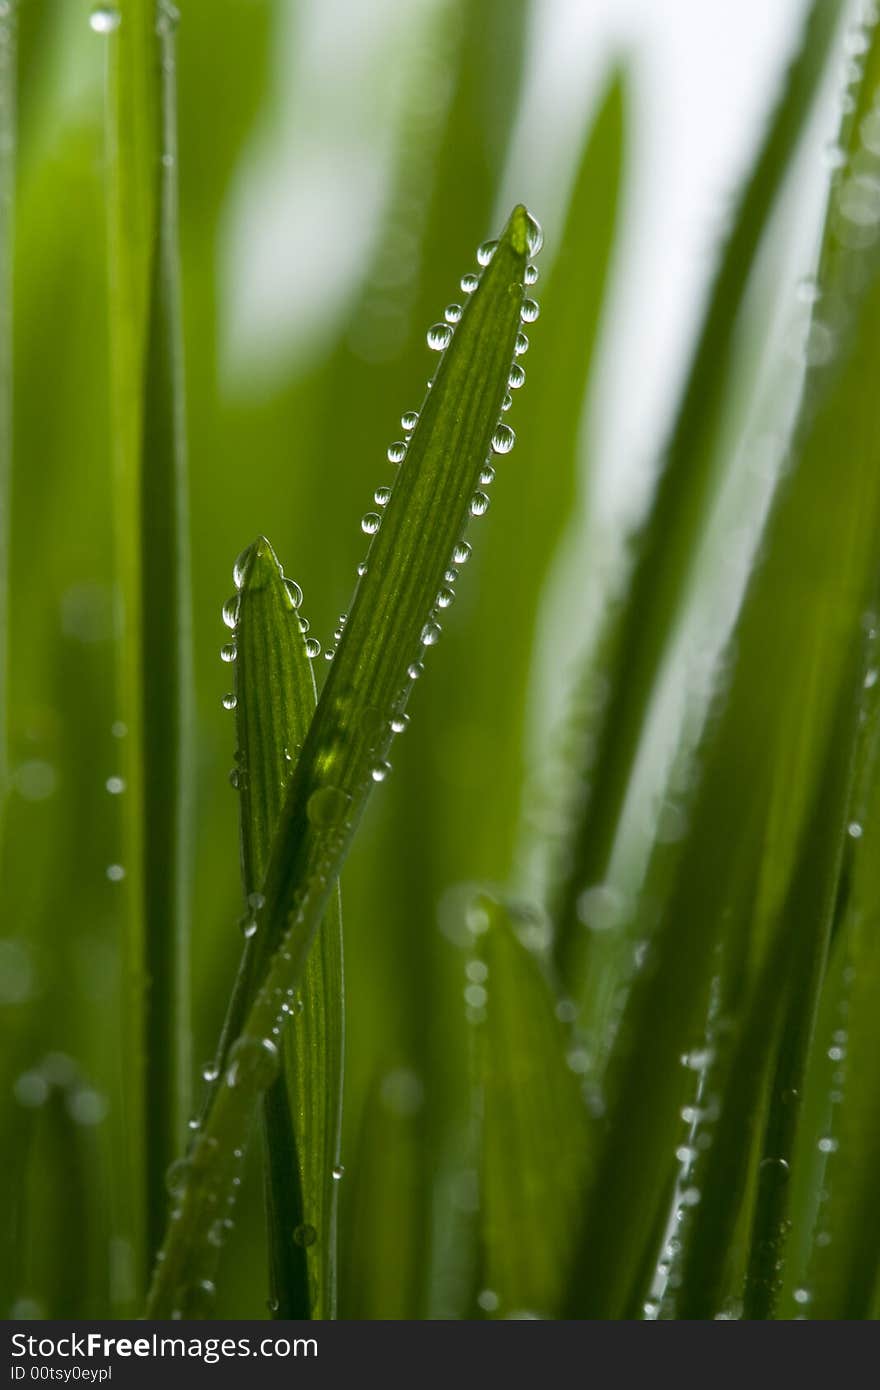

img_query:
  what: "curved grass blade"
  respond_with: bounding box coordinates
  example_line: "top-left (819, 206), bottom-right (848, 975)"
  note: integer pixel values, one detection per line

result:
top-left (103, 0), bottom-right (193, 1279)
top-left (145, 203), bottom-right (538, 1317)
top-left (564, 13), bottom-right (880, 1319)
top-left (741, 645), bottom-right (863, 1318)
top-left (471, 895), bottom-right (590, 1319)
top-left (227, 536), bottom-right (343, 1320)
top-left (553, 0), bottom-right (847, 993)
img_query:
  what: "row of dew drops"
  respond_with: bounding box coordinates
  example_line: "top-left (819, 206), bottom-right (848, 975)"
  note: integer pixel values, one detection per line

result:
top-left (218, 213), bottom-right (543, 799)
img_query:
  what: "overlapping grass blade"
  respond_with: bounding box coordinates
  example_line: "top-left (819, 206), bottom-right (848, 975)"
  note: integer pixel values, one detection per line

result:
top-left (226, 537), bottom-right (343, 1319)
top-left (553, 0), bottom-right (847, 993)
top-left (471, 896), bottom-right (590, 1318)
top-left (146, 204), bottom-right (536, 1316)
top-left (565, 12), bottom-right (880, 1319)
top-left (103, 0), bottom-right (193, 1279)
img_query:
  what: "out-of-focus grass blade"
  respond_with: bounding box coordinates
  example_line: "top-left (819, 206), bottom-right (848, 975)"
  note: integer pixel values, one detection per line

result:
top-left (741, 646), bottom-right (863, 1319)
top-left (146, 205), bottom-right (538, 1316)
top-left (553, 0), bottom-right (847, 992)
top-left (807, 675), bottom-right (880, 1318)
top-left (0, 0), bottom-right (16, 821)
top-left (103, 0), bottom-right (193, 1278)
top-left (472, 896), bottom-right (589, 1318)
top-left (339, 1069), bottom-right (424, 1319)
top-left (227, 536), bottom-right (343, 1320)
top-left (565, 13), bottom-right (880, 1320)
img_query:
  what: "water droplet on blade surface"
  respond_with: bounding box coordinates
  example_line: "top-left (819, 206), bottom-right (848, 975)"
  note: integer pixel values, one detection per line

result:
top-left (90, 4), bottom-right (120, 33)
top-left (294, 1224), bottom-right (317, 1248)
top-left (283, 577), bottom-right (303, 609)
top-left (221, 692), bottom-right (237, 711)
top-left (222, 595), bottom-right (240, 630)
top-left (444, 303), bottom-right (463, 324)
top-left (460, 273), bottom-right (479, 294)
top-left (306, 785), bottom-right (351, 828)
top-left (525, 263), bottom-right (539, 286)
top-left (374, 486), bottom-right (392, 507)
top-left (387, 441), bottom-right (407, 464)
top-left (469, 492), bottom-right (490, 516)
top-left (401, 410), bottom-right (419, 432)
top-left (427, 323), bottom-right (453, 351)
top-left (220, 642), bottom-right (237, 663)
top-left (524, 211), bottom-right (544, 256)
top-left (477, 240), bottom-right (498, 266)
top-left (508, 363), bottom-right (525, 389)
top-left (361, 512), bottom-right (381, 536)
top-left (420, 622), bottom-right (441, 647)
top-left (226, 1036), bottom-right (279, 1090)
top-left (305, 637), bottom-right (321, 659)
top-left (520, 298), bottom-right (540, 323)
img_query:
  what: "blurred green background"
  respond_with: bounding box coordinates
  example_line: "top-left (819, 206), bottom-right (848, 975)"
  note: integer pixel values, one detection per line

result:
top-left (2, 0), bottom-right (856, 1319)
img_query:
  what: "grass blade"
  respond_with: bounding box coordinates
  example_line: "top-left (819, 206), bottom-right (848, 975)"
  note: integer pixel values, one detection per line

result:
top-left (104, 0), bottom-right (193, 1282)
top-left (564, 12), bottom-right (880, 1319)
top-left (146, 203), bottom-right (538, 1316)
top-left (553, 0), bottom-right (846, 992)
top-left (228, 537), bottom-right (343, 1319)
top-left (472, 895), bottom-right (590, 1318)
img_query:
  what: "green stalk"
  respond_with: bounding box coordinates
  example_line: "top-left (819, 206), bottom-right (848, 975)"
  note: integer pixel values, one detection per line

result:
top-left (104, 0), bottom-right (192, 1285)
top-left (146, 203), bottom-right (536, 1317)
top-left (227, 537), bottom-right (344, 1319)
top-left (553, 0), bottom-right (846, 992)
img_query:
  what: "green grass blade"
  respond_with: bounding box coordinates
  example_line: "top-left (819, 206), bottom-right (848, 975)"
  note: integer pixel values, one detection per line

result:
top-left (229, 536), bottom-right (343, 1320)
top-left (553, 0), bottom-right (847, 992)
top-left (145, 203), bottom-right (537, 1317)
top-left (472, 895), bottom-right (590, 1318)
top-left (741, 646), bottom-right (863, 1318)
top-left (564, 13), bottom-right (880, 1319)
top-left (104, 0), bottom-right (193, 1279)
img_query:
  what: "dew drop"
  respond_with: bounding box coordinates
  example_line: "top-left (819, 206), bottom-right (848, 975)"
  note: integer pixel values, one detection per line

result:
top-left (470, 492), bottom-right (490, 517)
top-left (478, 1289), bottom-right (499, 1312)
top-left (371, 762), bottom-right (391, 783)
top-left (220, 642), bottom-right (237, 664)
top-left (106, 864), bottom-right (126, 882)
top-left (222, 595), bottom-right (240, 630)
top-left (508, 362), bottom-right (525, 390)
top-left (105, 775), bottom-right (125, 795)
top-left (306, 785), bottom-right (351, 829)
top-left (240, 917), bottom-right (257, 940)
top-left (222, 692), bottom-right (237, 711)
top-left (332, 1165), bottom-right (345, 1181)
top-left (90, 4), bottom-right (120, 33)
top-left (324, 647), bottom-right (335, 662)
top-left (299, 616), bottom-right (310, 634)
top-left (461, 272), bottom-right (479, 294)
top-left (444, 303), bottom-right (463, 324)
top-left (576, 883), bottom-right (624, 932)
top-left (166, 1158), bottom-right (190, 1197)
top-left (477, 239), bottom-right (498, 266)
top-left (435, 587), bottom-right (455, 609)
top-left (232, 547), bottom-right (251, 589)
top-left (374, 486), bottom-right (392, 507)
top-left (294, 1224), bottom-right (317, 1248)
top-left (848, 821), bottom-right (863, 838)
top-left (390, 713), bottom-right (410, 734)
top-left (228, 768), bottom-right (242, 791)
top-left (305, 637), bottom-right (321, 660)
top-left (401, 410), bottom-right (419, 432)
top-left (480, 463), bottom-right (496, 486)
top-left (514, 332), bottom-right (529, 356)
top-left (420, 621), bottom-right (441, 647)
top-left (283, 577), bottom-right (303, 609)
top-left (500, 392), bottom-right (513, 411)
top-left (408, 661), bottom-right (424, 680)
top-left (453, 541), bottom-right (472, 566)
top-left (793, 1287), bottom-right (811, 1306)
top-left (520, 298), bottom-right (540, 323)
top-left (427, 323), bottom-right (453, 351)
top-left (525, 263), bottom-right (539, 286)
top-left (387, 440), bottom-right (407, 464)
top-left (201, 1063), bottom-right (219, 1083)
top-left (226, 1035), bottom-right (279, 1090)
top-left (524, 211), bottom-right (544, 256)
top-left (361, 512), bottom-right (382, 535)
top-left (357, 561), bottom-right (368, 578)
top-left (818, 1135), bottom-right (839, 1154)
